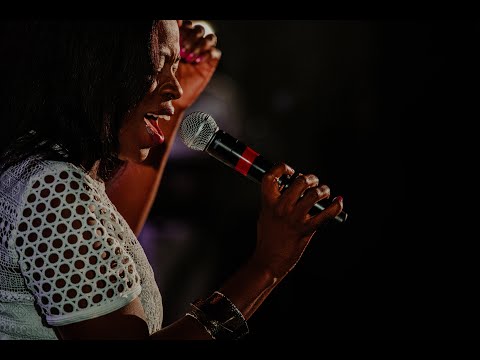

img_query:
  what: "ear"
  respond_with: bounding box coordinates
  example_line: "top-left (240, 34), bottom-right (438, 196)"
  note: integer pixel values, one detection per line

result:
top-left (177, 20), bottom-right (183, 27)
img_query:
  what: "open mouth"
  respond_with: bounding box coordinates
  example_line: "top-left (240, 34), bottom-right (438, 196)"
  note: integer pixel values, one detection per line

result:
top-left (144, 114), bottom-right (165, 145)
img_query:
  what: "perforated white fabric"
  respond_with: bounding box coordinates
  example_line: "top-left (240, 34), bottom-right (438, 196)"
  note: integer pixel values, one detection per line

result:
top-left (0, 156), bottom-right (163, 339)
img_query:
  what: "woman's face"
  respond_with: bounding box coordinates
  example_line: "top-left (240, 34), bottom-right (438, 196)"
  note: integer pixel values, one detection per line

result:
top-left (118, 20), bottom-right (183, 163)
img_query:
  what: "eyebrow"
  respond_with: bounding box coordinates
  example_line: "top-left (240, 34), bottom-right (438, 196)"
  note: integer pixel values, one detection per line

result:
top-left (154, 49), bottom-right (180, 70)
top-left (158, 49), bottom-right (171, 58)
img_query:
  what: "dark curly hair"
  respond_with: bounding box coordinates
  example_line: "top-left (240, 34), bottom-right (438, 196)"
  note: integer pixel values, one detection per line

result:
top-left (0, 20), bottom-right (161, 180)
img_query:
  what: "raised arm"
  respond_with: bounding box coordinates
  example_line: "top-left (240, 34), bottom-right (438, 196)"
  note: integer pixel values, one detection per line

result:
top-left (105, 20), bottom-right (221, 236)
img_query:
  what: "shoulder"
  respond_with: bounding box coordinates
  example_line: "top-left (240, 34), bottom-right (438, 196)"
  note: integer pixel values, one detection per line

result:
top-left (7, 158), bottom-right (108, 223)
top-left (1, 156), bottom-right (101, 210)
top-left (2, 156), bottom-right (102, 192)
top-left (29, 160), bottom-right (102, 190)
top-left (18, 159), bottom-right (105, 204)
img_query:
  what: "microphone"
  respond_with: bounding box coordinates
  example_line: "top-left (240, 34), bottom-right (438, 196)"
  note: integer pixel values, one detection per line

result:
top-left (179, 111), bottom-right (347, 223)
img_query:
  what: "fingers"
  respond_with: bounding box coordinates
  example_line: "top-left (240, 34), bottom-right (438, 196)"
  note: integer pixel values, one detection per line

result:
top-left (179, 20), bottom-right (218, 64)
top-left (276, 174), bottom-right (320, 215)
top-left (185, 24), bottom-right (206, 47)
top-left (261, 163), bottom-right (295, 205)
top-left (194, 34), bottom-right (218, 55)
top-left (295, 184), bottom-right (330, 217)
top-left (262, 163), bottom-right (343, 226)
top-left (307, 196), bottom-right (344, 228)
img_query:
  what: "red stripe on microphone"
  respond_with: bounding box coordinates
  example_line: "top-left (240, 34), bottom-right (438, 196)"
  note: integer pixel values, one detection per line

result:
top-left (235, 147), bottom-right (259, 176)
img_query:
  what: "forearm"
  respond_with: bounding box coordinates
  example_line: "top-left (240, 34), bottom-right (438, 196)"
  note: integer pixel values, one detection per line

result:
top-left (150, 256), bottom-right (279, 340)
top-left (218, 257), bottom-right (278, 320)
top-left (106, 110), bottom-right (186, 236)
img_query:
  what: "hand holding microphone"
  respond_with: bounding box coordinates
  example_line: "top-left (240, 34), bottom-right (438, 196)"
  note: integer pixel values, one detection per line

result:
top-left (180, 111), bottom-right (347, 224)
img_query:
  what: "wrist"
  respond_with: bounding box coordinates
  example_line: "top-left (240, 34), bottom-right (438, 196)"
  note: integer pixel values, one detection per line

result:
top-left (247, 255), bottom-right (278, 285)
top-left (250, 251), bottom-right (292, 282)
top-left (186, 291), bottom-right (249, 340)
top-left (216, 256), bottom-right (277, 320)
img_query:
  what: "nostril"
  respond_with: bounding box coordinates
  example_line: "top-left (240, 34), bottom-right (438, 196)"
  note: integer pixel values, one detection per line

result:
top-left (164, 93), bottom-right (175, 101)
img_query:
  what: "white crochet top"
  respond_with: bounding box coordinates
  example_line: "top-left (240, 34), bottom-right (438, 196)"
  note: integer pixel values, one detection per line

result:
top-left (0, 156), bottom-right (163, 339)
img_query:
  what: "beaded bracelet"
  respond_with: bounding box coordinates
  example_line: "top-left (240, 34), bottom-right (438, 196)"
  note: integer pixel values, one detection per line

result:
top-left (186, 291), bottom-right (249, 340)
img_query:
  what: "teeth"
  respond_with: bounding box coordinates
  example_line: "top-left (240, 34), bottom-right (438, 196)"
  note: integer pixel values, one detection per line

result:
top-left (146, 113), bottom-right (170, 122)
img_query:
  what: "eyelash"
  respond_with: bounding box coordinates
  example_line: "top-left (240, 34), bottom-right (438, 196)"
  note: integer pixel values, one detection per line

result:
top-left (147, 65), bottom-right (179, 84)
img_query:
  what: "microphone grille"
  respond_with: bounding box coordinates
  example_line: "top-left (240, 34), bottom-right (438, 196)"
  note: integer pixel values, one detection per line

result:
top-left (180, 111), bottom-right (219, 151)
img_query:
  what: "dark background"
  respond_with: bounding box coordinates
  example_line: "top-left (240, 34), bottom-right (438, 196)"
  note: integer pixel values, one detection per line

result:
top-left (0, 16), bottom-right (474, 345)
top-left (136, 20), bottom-right (477, 341)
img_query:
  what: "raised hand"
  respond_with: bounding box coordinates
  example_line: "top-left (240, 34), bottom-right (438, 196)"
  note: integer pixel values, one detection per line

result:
top-left (173, 20), bottom-right (222, 112)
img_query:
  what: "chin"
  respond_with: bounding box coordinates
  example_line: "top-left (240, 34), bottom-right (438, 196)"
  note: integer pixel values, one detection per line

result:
top-left (119, 148), bottom-right (151, 163)
top-left (136, 148), bottom-right (151, 163)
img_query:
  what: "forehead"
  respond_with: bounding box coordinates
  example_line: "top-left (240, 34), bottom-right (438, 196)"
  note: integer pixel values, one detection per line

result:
top-left (152, 20), bottom-right (179, 48)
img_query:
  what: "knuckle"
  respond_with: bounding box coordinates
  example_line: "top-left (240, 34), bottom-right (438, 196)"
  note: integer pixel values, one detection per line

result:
top-left (279, 162), bottom-right (294, 174)
top-left (295, 174), bottom-right (309, 186)
top-left (319, 184), bottom-right (330, 195)
top-left (306, 174), bottom-right (319, 186)
top-left (280, 162), bottom-right (289, 172)
top-left (262, 174), bottom-right (274, 185)
top-left (305, 186), bottom-right (322, 200)
top-left (313, 187), bottom-right (324, 199)
top-left (205, 33), bottom-right (216, 41)
top-left (295, 174), bottom-right (318, 187)
top-left (271, 162), bottom-right (283, 172)
top-left (193, 25), bottom-right (205, 36)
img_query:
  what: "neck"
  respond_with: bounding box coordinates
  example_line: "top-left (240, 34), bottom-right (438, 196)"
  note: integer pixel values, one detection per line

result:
top-left (87, 160), bottom-right (101, 181)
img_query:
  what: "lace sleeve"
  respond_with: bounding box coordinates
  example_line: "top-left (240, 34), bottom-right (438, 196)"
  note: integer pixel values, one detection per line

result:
top-left (13, 164), bottom-right (142, 326)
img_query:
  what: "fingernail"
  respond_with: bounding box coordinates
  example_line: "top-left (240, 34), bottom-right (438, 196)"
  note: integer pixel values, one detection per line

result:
top-left (333, 196), bottom-right (343, 203)
top-left (194, 56), bottom-right (203, 63)
top-left (180, 47), bottom-right (188, 58)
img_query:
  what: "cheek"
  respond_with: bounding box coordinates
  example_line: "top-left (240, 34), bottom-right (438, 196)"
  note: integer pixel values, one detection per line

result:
top-left (117, 128), bottom-right (128, 157)
top-left (118, 120), bottom-right (138, 151)
top-left (120, 113), bottom-right (142, 138)
top-left (118, 122), bottom-right (132, 144)
top-left (148, 79), bottom-right (159, 94)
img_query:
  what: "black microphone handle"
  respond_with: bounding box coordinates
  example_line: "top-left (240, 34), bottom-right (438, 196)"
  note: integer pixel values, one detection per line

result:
top-left (206, 130), bottom-right (347, 223)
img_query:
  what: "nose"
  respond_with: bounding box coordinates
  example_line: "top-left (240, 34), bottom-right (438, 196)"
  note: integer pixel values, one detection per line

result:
top-left (162, 79), bottom-right (183, 102)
